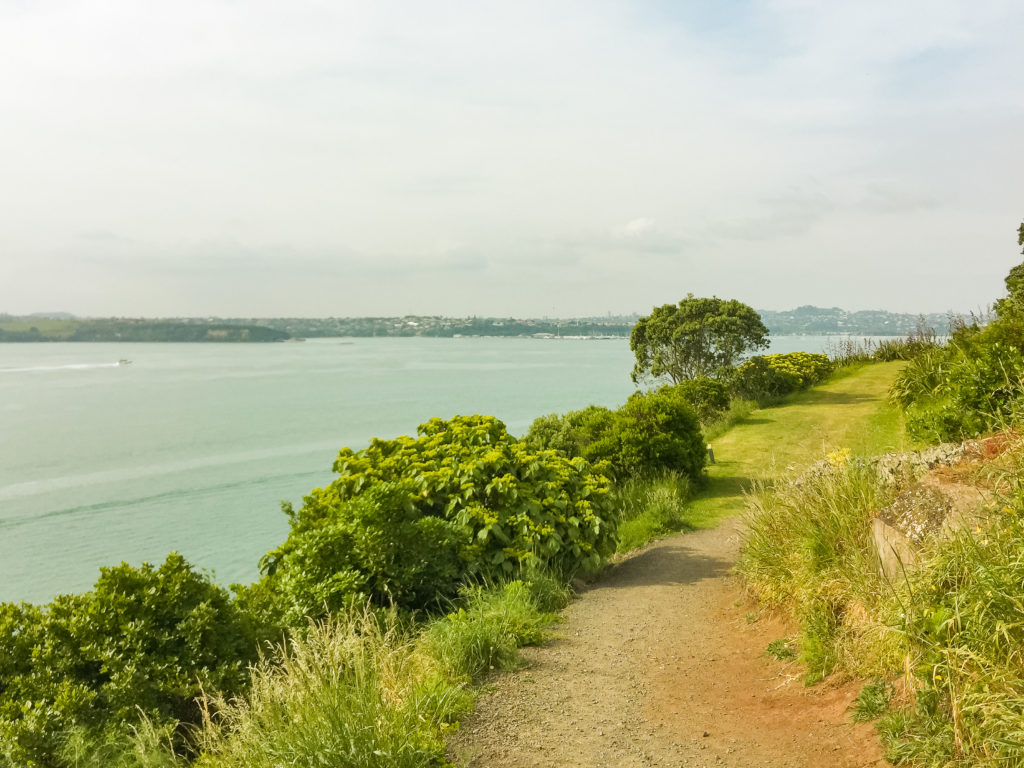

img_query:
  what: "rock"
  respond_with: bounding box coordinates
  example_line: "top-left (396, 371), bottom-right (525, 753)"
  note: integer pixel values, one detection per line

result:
top-left (873, 443), bottom-right (966, 485)
top-left (871, 517), bottom-right (917, 581)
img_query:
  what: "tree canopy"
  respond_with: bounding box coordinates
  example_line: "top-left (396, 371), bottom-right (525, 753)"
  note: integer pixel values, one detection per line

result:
top-left (629, 295), bottom-right (769, 383)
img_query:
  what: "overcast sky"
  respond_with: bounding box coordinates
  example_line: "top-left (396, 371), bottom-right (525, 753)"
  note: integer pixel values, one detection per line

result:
top-left (1, 1), bottom-right (1022, 318)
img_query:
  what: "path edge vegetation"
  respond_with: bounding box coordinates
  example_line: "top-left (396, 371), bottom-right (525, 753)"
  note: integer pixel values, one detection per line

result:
top-left (740, 224), bottom-right (1024, 767)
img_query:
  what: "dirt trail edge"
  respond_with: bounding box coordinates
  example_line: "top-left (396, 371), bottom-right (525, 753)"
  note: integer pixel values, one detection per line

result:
top-left (448, 366), bottom-right (902, 768)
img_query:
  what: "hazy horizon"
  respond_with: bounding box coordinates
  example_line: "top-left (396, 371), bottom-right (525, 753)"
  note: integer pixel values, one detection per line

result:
top-left (2, 2), bottom-right (1022, 318)
top-left (3, 304), bottom-right (967, 321)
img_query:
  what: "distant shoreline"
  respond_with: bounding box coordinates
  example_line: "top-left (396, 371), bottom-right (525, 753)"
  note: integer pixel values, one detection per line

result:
top-left (1, 306), bottom-right (956, 342)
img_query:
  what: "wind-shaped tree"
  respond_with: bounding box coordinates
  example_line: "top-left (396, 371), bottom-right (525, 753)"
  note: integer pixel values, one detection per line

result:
top-left (630, 295), bottom-right (769, 383)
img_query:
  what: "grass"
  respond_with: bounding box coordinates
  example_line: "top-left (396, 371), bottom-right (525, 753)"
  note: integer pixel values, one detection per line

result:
top-left (851, 678), bottom-right (894, 722)
top-left (765, 638), bottom-right (797, 661)
top-left (740, 425), bottom-right (1024, 765)
top-left (609, 362), bottom-right (907, 552)
top-left (189, 610), bottom-right (460, 768)
top-left (738, 459), bottom-right (903, 684)
top-left (688, 361), bottom-right (907, 528)
top-left (613, 471), bottom-right (692, 553)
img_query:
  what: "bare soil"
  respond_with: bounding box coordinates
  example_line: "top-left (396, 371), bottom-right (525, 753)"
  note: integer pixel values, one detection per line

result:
top-left (448, 520), bottom-right (889, 768)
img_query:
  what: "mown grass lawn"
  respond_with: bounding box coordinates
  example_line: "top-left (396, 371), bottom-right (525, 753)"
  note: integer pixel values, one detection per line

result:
top-left (688, 361), bottom-right (907, 527)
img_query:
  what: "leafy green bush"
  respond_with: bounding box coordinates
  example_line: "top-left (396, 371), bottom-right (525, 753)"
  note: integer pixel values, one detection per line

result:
top-left (259, 415), bottom-right (616, 621)
top-left (670, 377), bottom-right (731, 424)
top-left (888, 248), bottom-right (1024, 443)
top-left (523, 405), bottom-right (618, 463)
top-left (255, 483), bottom-right (466, 626)
top-left (732, 356), bottom-right (801, 400)
top-left (733, 352), bottom-right (833, 401)
top-left (612, 388), bottom-right (707, 481)
top-left (0, 554), bottom-right (256, 767)
top-left (526, 390), bottom-right (706, 483)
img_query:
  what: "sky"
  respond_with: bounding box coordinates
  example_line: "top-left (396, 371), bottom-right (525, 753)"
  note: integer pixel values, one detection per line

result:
top-left (1, 0), bottom-right (1022, 318)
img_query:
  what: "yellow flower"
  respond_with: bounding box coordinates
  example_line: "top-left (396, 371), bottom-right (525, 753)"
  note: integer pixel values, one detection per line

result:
top-left (825, 448), bottom-right (851, 466)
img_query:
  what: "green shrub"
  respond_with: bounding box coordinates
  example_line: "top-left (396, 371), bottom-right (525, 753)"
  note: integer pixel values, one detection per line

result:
top-left (259, 415), bottom-right (616, 620)
top-left (733, 356), bottom-right (801, 400)
top-left (526, 390), bottom-right (706, 483)
top-left (612, 388), bottom-right (707, 481)
top-left (892, 341), bottom-right (1024, 442)
top-left (670, 378), bottom-right (731, 424)
top-left (0, 554), bottom-right (256, 767)
top-left (522, 405), bottom-right (617, 460)
top-left (255, 483), bottom-right (465, 625)
top-left (732, 352), bottom-right (832, 401)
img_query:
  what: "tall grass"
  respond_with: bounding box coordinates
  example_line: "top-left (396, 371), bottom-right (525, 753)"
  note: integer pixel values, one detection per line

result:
top-left (739, 458), bottom-right (902, 683)
top-left (56, 721), bottom-right (182, 768)
top-left (884, 505), bottom-right (1024, 766)
top-left (194, 578), bottom-right (567, 768)
top-left (613, 471), bottom-right (693, 552)
top-left (827, 322), bottom-right (944, 369)
top-left (741, 446), bottom-right (1024, 765)
top-left (191, 609), bottom-right (457, 768)
top-left (420, 578), bottom-right (565, 680)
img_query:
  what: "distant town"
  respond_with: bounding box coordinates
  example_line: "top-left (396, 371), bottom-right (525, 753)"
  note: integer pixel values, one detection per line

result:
top-left (0, 306), bottom-right (958, 342)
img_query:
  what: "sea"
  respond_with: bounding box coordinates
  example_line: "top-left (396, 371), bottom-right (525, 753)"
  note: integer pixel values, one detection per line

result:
top-left (0, 335), bottom-right (881, 604)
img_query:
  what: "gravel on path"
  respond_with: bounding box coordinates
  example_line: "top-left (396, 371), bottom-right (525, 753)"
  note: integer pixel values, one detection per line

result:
top-left (447, 522), bottom-right (889, 768)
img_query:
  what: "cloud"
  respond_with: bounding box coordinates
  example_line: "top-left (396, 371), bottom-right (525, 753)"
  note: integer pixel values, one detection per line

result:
top-left (0, 1), bottom-right (1022, 317)
top-left (616, 218), bottom-right (657, 237)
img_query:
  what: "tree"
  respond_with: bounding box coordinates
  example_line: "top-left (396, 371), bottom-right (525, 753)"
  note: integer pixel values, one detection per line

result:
top-left (993, 220), bottom-right (1024, 323)
top-left (630, 295), bottom-right (769, 383)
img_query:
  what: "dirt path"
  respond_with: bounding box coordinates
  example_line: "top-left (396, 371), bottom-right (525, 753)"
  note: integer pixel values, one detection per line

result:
top-left (448, 366), bottom-right (902, 768)
top-left (448, 523), bottom-right (887, 768)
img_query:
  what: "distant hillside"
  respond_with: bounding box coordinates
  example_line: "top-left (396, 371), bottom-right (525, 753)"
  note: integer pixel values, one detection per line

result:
top-left (757, 306), bottom-right (952, 336)
top-left (0, 316), bottom-right (289, 343)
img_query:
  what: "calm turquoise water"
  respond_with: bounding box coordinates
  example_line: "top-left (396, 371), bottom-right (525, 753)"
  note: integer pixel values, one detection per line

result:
top-left (0, 335), bottom-right (860, 603)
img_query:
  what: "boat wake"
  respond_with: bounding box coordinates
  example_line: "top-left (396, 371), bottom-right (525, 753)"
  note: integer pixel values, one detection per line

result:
top-left (0, 362), bottom-right (125, 373)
